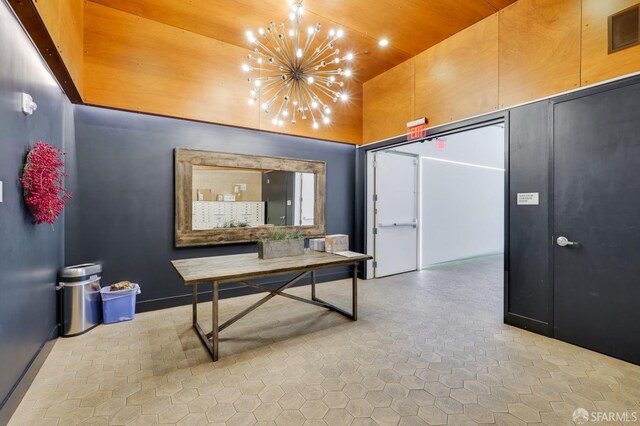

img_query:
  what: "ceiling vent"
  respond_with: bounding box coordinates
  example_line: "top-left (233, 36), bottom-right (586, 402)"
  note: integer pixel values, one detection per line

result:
top-left (609, 3), bottom-right (640, 53)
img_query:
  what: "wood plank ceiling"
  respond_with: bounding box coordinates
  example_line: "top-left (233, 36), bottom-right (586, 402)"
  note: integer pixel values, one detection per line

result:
top-left (88, 0), bottom-right (517, 83)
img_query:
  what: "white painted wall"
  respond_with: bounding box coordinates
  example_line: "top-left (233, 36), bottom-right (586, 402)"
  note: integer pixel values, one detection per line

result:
top-left (397, 125), bottom-right (505, 267)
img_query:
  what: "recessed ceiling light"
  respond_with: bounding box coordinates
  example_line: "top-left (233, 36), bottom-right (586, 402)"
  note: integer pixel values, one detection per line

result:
top-left (378, 38), bottom-right (389, 47)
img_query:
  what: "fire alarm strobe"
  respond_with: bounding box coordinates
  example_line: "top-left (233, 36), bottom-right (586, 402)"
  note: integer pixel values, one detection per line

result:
top-left (22, 93), bottom-right (38, 115)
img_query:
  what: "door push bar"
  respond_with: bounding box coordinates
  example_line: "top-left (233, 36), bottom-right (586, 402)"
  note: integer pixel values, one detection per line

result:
top-left (377, 221), bottom-right (418, 228)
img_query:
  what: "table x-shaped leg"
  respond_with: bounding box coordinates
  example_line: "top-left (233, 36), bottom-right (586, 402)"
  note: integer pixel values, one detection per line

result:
top-left (192, 264), bottom-right (358, 361)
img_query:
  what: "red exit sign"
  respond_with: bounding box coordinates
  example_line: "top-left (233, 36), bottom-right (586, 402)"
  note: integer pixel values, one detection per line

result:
top-left (407, 118), bottom-right (428, 141)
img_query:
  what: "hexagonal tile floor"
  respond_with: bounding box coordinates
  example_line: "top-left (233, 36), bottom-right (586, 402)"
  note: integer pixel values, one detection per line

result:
top-left (8, 256), bottom-right (640, 425)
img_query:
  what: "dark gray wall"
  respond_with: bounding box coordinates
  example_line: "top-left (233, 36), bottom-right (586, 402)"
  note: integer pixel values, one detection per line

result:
top-left (0, 0), bottom-right (69, 415)
top-left (506, 101), bottom-right (551, 334)
top-left (67, 106), bottom-right (356, 311)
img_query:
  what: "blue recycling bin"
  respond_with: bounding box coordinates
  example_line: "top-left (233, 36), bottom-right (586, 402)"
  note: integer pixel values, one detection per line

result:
top-left (100, 284), bottom-right (140, 324)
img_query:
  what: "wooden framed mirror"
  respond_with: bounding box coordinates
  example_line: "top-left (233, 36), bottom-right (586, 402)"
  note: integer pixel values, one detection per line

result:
top-left (175, 148), bottom-right (326, 247)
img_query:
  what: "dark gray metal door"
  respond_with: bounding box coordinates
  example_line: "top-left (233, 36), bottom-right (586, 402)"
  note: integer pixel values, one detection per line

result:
top-left (553, 83), bottom-right (640, 364)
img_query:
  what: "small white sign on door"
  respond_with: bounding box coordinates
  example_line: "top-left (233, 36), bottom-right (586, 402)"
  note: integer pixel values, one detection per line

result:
top-left (517, 192), bottom-right (539, 205)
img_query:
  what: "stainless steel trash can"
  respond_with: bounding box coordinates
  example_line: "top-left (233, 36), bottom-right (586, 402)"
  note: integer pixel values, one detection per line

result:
top-left (58, 263), bottom-right (102, 336)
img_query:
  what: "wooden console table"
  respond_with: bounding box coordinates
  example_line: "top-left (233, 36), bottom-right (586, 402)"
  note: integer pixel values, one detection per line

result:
top-left (171, 250), bottom-right (371, 361)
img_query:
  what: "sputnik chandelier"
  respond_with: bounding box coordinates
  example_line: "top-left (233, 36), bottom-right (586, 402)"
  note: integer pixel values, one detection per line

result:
top-left (242, 0), bottom-right (353, 129)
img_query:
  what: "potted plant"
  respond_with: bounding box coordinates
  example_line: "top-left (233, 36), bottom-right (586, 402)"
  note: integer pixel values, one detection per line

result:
top-left (258, 230), bottom-right (305, 259)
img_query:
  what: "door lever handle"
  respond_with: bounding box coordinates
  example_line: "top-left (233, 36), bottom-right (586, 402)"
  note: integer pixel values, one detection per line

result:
top-left (557, 236), bottom-right (578, 247)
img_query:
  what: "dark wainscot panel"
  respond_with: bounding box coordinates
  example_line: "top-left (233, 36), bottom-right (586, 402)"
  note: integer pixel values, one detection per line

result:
top-left (0, 1), bottom-right (69, 421)
top-left (67, 106), bottom-right (356, 312)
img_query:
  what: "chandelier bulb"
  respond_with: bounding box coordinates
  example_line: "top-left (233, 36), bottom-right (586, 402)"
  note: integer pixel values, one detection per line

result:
top-left (243, 4), bottom-right (352, 130)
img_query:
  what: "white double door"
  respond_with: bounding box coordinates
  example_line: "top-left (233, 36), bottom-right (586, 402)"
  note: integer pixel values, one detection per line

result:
top-left (373, 150), bottom-right (419, 278)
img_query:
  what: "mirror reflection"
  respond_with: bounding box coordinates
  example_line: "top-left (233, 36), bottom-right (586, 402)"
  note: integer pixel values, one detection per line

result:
top-left (192, 165), bottom-right (315, 230)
